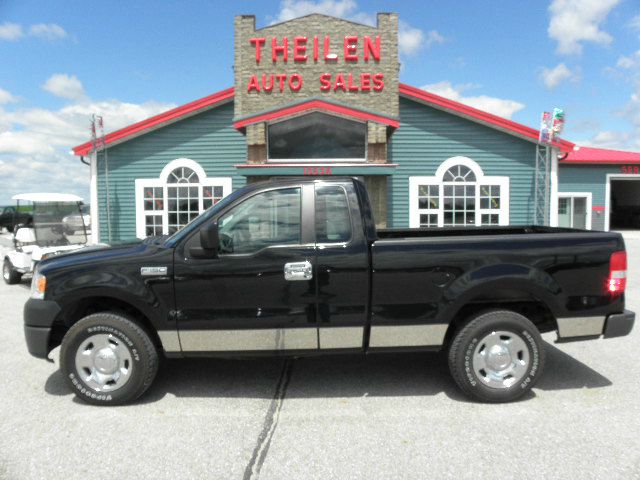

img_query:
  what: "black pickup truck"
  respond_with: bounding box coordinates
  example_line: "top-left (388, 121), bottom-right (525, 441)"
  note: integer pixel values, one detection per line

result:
top-left (0, 206), bottom-right (31, 233)
top-left (24, 178), bottom-right (634, 405)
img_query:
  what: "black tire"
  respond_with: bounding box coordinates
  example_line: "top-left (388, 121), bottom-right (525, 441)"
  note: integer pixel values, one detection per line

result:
top-left (448, 310), bottom-right (545, 403)
top-left (3, 258), bottom-right (22, 285)
top-left (6, 224), bottom-right (14, 233)
top-left (60, 313), bottom-right (159, 405)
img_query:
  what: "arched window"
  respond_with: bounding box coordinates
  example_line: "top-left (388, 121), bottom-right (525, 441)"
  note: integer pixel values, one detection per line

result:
top-left (409, 157), bottom-right (509, 228)
top-left (135, 159), bottom-right (232, 238)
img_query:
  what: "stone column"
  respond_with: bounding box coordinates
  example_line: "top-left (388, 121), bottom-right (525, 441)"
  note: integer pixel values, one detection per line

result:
top-left (246, 122), bottom-right (267, 163)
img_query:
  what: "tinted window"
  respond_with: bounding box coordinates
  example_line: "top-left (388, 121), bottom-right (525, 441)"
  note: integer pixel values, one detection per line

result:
top-left (218, 188), bottom-right (301, 254)
top-left (268, 112), bottom-right (366, 159)
top-left (315, 185), bottom-right (352, 243)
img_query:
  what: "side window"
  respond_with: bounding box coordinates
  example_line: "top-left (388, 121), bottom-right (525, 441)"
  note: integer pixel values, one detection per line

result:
top-left (315, 185), bottom-right (352, 243)
top-left (218, 188), bottom-right (301, 254)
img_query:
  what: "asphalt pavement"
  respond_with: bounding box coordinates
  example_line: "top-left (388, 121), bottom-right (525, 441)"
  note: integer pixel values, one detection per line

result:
top-left (0, 232), bottom-right (639, 479)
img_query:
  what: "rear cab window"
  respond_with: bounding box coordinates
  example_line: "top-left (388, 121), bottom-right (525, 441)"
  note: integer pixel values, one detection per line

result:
top-left (315, 185), bottom-right (352, 244)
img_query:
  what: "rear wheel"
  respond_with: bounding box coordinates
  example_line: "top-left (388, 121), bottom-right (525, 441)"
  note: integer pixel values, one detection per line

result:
top-left (448, 310), bottom-right (545, 403)
top-left (3, 258), bottom-right (22, 285)
top-left (60, 313), bottom-right (159, 405)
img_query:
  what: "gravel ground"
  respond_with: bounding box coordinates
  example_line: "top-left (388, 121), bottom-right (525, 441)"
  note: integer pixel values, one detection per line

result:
top-left (0, 233), bottom-right (639, 480)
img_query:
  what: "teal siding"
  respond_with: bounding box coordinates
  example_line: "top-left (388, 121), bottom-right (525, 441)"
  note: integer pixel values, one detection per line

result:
top-left (96, 102), bottom-right (246, 241)
top-left (557, 165), bottom-right (614, 206)
top-left (558, 165), bottom-right (620, 231)
top-left (389, 97), bottom-right (540, 228)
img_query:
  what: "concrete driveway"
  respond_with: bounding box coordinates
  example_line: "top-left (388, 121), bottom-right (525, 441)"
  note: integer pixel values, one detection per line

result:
top-left (0, 235), bottom-right (638, 479)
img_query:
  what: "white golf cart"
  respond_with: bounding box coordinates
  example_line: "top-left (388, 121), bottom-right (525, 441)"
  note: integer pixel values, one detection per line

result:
top-left (3, 193), bottom-right (89, 284)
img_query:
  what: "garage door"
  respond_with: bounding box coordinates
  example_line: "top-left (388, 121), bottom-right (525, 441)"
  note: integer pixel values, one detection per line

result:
top-left (610, 180), bottom-right (640, 229)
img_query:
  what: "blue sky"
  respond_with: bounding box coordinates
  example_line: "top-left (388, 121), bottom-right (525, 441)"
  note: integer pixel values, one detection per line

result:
top-left (1, 0), bottom-right (639, 205)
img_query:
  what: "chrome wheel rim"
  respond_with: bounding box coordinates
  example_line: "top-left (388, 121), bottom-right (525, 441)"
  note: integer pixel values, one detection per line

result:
top-left (472, 330), bottom-right (529, 389)
top-left (74, 333), bottom-right (133, 392)
top-left (3, 263), bottom-right (10, 281)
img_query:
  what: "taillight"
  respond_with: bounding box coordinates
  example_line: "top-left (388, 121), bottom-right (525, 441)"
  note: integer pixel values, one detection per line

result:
top-left (608, 251), bottom-right (627, 295)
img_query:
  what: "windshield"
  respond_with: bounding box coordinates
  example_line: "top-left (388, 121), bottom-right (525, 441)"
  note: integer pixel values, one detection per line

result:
top-left (30, 201), bottom-right (87, 247)
top-left (163, 187), bottom-right (247, 247)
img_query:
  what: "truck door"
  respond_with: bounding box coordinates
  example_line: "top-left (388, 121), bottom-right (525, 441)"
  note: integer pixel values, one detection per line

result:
top-left (314, 183), bottom-right (369, 350)
top-left (173, 184), bottom-right (318, 352)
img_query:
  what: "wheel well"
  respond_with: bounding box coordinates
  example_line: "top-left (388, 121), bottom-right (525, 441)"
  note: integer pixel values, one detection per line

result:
top-left (49, 296), bottom-right (163, 353)
top-left (442, 296), bottom-right (557, 348)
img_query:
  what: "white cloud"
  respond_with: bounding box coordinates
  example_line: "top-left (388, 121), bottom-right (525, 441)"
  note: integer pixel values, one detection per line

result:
top-left (548, 0), bottom-right (620, 55)
top-left (616, 50), bottom-right (640, 70)
top-left (0, 88), bottom-right (17, 105)
top-left (0, 22), bottom-right (24, 41)
top-left (272, 0), bottom-right (357, 23)
top-left (421, 81), bottom-right (525, 119)
top-left (42, 74), bottom-right (86, 101)
top-left (271, 0), bottom-right (440, 57)
top-left (398, 21), bottom-right (444, 56)
top-left (629, 14), bottom-right (640, 32)
top-left (539, 63), bottom-right (579, 89)
top-left (398, 22), bottom-right (424, 56)
top-left (588, 131), bottom-right (631, 148)
top-left (0, 77), bottom-right (175, 205)
top-left (28, 23), bottom-right (68, 41)
top-left (0, 22), bottom-right (68, 43)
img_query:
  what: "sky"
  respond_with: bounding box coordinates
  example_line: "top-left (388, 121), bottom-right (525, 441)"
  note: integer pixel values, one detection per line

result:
top-left (1, 0), bottom-right (640, 205)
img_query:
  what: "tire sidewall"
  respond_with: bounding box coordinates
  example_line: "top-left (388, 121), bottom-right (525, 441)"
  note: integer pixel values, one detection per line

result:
top-left (61, 314), bottom-right (153, 405)
top-left (456, 312), bottom-right (544, 402)
top-left (3, 258), bottom-right (20, 285)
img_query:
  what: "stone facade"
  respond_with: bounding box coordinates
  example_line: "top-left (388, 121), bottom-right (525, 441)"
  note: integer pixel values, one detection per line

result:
top-left (234, 13), bottom-right (399, 120)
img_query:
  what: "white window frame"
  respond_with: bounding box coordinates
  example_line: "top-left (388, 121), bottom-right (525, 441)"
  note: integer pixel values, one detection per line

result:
top-left (557, 192), bottom-right (592, 230)
top-left (409, 156), bottom-right (510, 228)
top-left (135, 158), bottom-right (232, 239)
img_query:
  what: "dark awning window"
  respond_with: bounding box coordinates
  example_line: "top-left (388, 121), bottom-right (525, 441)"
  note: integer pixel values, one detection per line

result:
top-left (268, 112), bottom-right (366, 160)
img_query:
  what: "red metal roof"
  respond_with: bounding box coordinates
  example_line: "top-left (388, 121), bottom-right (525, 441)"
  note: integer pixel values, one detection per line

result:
top-left (562, 146), bottom-right (640, 164)
top-left (73, 83), bottom-right (577, 155)
top-left (398, 84), bottom-right (575, 151)
top-left (72, 87), bottom-right (234, 156)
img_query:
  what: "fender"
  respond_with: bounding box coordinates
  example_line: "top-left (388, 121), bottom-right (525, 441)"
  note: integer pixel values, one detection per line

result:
top-left (438, 263), bottom-right (563, 322)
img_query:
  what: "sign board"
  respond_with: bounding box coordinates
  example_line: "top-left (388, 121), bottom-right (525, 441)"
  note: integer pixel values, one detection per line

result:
top-left (234, 13), bottom-right (399, 120)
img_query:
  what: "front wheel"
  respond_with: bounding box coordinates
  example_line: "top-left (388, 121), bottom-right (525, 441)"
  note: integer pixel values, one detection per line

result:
top-left (448, 310), bottom-right (545, 403)
top-left (60, 313), bottom-right (159, 405)
top-left (3, 258), bottom-right (22, 285)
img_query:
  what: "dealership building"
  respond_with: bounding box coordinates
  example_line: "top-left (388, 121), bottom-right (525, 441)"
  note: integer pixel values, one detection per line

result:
top-left (72, 13), bottom-right (640, 243)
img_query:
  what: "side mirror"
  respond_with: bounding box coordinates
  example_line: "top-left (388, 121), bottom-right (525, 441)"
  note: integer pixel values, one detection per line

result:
top-left (189, 222), bottom-right (219, 258)
top-left (201, 221), bottom-right (220, 250)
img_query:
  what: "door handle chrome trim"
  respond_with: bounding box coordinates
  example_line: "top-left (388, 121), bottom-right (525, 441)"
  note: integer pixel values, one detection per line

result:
top-left (284, 260), bottom-right (313, 281)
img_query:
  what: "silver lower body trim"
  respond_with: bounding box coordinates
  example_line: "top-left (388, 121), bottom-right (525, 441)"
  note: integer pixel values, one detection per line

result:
top-left (178, 327), bottom-right (318, 352)
top-left (161, 324), bottom-right (449, 353)
top-left (557, 316), bottom-right (605, 338)
top-left (157, 330), bottom-right (181, 352)
top-left (368, 324), bottom-right (448, 348)
top-left (319, 326), bottom-right (363, 349)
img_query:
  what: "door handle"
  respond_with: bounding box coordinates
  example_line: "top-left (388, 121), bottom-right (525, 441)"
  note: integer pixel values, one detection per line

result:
top-left (284, 261), bottom-right (313, 281)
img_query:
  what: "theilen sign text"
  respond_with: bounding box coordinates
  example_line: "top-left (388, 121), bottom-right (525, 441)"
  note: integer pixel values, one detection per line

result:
top-left (246, 35), bottom-right (384, 93)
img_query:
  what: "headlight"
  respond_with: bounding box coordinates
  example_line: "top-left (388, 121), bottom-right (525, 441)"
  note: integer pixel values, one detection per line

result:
top-left (30, 270), bottom-right (46, 300)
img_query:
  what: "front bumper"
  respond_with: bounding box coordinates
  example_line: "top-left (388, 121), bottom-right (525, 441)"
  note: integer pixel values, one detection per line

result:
top-left (23, 298), bottom-right (61, 359)
top-left (603, 309), bottom-right (635, 338)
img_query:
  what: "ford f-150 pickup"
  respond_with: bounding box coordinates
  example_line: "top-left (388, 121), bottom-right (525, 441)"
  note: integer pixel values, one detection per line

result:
top-left (23, 177), bottom-right (635, 405)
